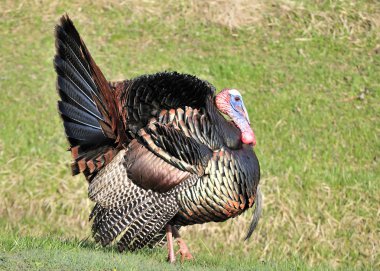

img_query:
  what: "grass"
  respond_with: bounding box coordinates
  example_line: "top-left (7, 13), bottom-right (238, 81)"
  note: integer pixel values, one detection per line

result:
top-left (0, 0), bottom-right (379, 270)
top-left (0, 234), bottom-right (331, 271)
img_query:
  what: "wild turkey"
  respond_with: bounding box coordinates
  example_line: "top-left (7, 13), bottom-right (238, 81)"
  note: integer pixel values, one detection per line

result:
top-left (54, 15), bottom-right (261, 262)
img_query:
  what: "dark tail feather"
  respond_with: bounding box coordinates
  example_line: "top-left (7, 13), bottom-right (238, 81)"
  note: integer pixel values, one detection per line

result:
top-left (54, 56), bottom-right (98, 105)
top-left (245, 185), bottom-right (262, 240)
top-left (57, 76), bottom-right (102, 120)
top-left (58, 101), bottom-right (101, 131)
top-left (55, 14), bottom-right (122, 180)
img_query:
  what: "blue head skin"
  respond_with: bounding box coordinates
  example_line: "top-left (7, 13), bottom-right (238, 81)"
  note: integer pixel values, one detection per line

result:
top-left (229, 89), bottom-right (250, 125)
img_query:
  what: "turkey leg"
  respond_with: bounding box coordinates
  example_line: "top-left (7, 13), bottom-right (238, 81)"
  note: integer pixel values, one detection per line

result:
top-left (165, 224), bottom-right (176, 263)
top-left (172, 226), bottom-right (194, 262)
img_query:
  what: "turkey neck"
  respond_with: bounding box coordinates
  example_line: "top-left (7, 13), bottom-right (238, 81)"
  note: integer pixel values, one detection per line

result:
top-left (206, 98), bottom-right (242, 150)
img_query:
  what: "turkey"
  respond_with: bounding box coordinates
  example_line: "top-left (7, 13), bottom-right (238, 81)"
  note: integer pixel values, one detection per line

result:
top-left (54, 15), bottom-right (261, 262)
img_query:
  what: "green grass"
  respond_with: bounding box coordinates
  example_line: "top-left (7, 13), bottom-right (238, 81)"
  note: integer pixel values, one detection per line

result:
top-left (0, 234), bottom-right (334, 271)
top-left (0, 0), bottom-right (379, 270)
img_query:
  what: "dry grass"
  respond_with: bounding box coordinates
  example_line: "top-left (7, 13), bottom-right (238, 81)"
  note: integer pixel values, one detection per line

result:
top-left (94, 0), bottom-right (380, 34)
top-left (4, 0), bottom-right (377, 32)
top-left (132, 0), bottom-right (267, 29)
top-left (64, 0), bottom-right (267, 29)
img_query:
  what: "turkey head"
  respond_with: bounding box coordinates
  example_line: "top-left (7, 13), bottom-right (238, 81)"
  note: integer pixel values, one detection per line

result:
top-left (215, 89), bottom-right (256, 145)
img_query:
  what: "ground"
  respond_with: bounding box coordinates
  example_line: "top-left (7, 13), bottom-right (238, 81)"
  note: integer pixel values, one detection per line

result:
top-left (0, 0), bottom-right (379, 270)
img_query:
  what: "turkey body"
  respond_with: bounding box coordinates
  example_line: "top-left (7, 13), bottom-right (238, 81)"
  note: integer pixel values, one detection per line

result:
top-left (54, 15), bottom-right (261, 254)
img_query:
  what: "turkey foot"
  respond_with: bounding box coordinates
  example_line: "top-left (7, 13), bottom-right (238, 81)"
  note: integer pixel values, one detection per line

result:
top-left (165, 225), bottom-right (176, 263)
top-left (173, 226), bottom-right (194, 262)
top-left (176, 238), bottom-right (193, 262)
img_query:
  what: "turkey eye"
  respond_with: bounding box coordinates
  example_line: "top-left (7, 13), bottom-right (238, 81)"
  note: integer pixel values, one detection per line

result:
top-left (234, 96), bottom-right (241, 102)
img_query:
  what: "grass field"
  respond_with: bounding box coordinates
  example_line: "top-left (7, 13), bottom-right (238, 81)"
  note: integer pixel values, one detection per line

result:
top-left (0, 0), bottom-right (379, 270)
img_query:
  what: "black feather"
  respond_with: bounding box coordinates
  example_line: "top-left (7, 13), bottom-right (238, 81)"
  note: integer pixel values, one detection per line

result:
top-left (55, 24), bottom-right (91, 74)
top-left (63, 121), bottom-right (107, 145)
top-left (59, 15), bottom-right (83, 48)
top-left (56, 39), bottom-right (97, 93)
top-left (57, 76), bottom-right (102, 120)
top-left (54, 56), bottom-right (96, 103)
top-left (58, 101), bottom-right (101, 129)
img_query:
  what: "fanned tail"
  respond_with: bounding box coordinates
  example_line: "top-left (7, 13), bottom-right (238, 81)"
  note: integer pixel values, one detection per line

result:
top-left (55, 15), bottom-right (127, 180)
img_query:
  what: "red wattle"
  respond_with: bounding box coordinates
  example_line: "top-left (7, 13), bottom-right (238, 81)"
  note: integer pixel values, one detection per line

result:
top-left (242, 131), bottom-right (256, 146)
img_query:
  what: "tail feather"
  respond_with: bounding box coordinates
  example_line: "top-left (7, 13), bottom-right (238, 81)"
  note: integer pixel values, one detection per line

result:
top-left (55, 37), bottom-right (97, 94)
top-left (57, 76), bottom-right (101, 120)
top-left (245, 185), bottom-right (262, 240)
top-left (63, 121), bottom-right (105, 146)
top-left (58, 101), bottom-right (101, 130)
top-left (54, 56), bottom-right (97, 105)
top-left (55, 14), bottom-right (125, 179)
top-left (55, 24), bottom-right (108, 114)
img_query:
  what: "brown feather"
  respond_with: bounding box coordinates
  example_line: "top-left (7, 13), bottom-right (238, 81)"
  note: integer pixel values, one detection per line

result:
top-left (125, 140), bottom-right (192, 193)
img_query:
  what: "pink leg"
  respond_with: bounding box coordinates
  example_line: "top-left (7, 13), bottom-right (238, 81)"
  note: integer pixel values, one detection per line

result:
top-left (165, 224), bottom-right (176, 263)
